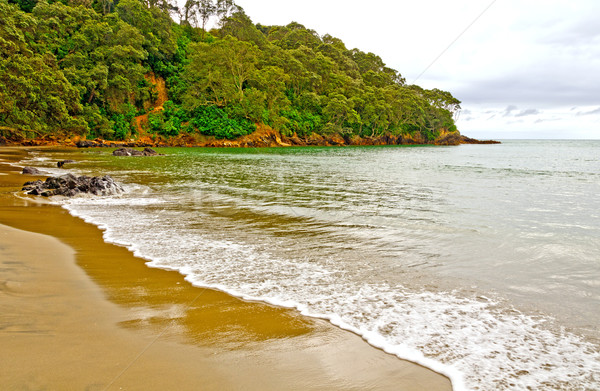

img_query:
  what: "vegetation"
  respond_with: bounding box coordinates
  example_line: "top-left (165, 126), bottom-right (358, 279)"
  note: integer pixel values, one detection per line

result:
top-left (1, 0), bottom-right (461, 142)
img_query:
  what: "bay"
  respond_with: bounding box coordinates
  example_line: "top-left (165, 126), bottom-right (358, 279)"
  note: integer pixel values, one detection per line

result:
top-left (25, 140), bottom-right (600, 390)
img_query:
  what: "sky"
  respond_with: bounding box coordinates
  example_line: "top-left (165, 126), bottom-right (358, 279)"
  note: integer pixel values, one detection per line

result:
top-left (234, 0), bottom-right (600, 139)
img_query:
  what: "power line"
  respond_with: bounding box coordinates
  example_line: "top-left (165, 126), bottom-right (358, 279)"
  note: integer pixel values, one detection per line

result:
top-left (411, 0), bottom-right (498, 84)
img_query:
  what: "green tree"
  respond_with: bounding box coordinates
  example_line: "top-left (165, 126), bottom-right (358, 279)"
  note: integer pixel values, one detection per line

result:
top-left (116, 0), bottom-right (176, 60)
top-left (0, 0), bottom-right (85, 138)
top-left (182, 35), bottom-right (259, 108)
top-left (0, 53), bottom-right (86, 137)
top-left (197, 0), bottom-right (216, 38)
top-left (322, 93), bottom-right (359, 132)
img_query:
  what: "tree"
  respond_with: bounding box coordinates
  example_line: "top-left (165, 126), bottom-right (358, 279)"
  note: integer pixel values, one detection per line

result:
top-left (197, 0), bottom-right (215, 38)
top-left (182, 36), bottom-right (259, 108)
top-left (0, 53), bottom-right (86, 137)
top-left (219, 8), bottom-right (267, 47)
top-left (0, 0), bottom-right (86, 138)
top-left (215, 0), bottom-right (235, 21)
top-left (322, 93), bottom-right (359, 131)
top-left (116, 0), bottom-right (176, 59)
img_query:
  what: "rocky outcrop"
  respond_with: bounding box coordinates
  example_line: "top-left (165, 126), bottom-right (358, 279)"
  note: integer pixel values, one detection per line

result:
top-left (434, 132), bottom-right (465, 146)
top-left (457, 135), bottom-right (501, 145)
top-left (112, 147), bottom-right (159, 156)
top-left (22, 167), bottom-right (44, 175)
top-left (22, 173), bottom-right (123, 197)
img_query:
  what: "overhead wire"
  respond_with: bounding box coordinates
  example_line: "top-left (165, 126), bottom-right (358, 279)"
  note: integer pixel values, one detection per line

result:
top-left (411, 0), bottom-right (498, 84)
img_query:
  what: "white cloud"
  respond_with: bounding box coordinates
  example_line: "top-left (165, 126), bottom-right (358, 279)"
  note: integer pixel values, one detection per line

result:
top-left (236, 0), bottom-right (600, 138)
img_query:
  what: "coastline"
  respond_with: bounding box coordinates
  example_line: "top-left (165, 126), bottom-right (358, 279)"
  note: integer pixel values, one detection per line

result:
top-left (0, 147), bottom-right (452, 390)
top-left (1, 126), bottom-right (500, 149)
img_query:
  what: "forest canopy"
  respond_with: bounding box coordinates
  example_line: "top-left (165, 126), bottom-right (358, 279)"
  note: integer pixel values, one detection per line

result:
top-left (1, 0), bottom-right (462, 142)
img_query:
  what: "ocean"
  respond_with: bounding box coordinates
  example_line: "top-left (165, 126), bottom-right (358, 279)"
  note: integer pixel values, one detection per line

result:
top-left (22, 140), bottom-right (600, 390)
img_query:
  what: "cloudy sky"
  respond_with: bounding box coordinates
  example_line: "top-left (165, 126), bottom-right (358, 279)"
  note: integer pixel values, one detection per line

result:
top-left (236, 0), bottom-right (600, 139)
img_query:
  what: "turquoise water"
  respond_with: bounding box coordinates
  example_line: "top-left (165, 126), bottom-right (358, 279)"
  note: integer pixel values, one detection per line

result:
top-left (24, 140), bottom-right (600, 390)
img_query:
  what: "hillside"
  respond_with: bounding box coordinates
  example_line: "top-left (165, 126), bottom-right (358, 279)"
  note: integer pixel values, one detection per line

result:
top-left (1, 0), bottom-right (482, 146)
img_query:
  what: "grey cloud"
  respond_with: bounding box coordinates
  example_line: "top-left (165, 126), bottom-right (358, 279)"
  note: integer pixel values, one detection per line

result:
top-left (538, 14), bottom-right (600, 46)
top-left (500, 106), bottom-right (541, 118)
top-left (454, 73), bottom-right (600, 107)
top-left (577, 107), bottom-right (600, 116)
top-left (503, 105), bottom-right (518, 116)
top-left (515, 109), bottom-right (540, 117)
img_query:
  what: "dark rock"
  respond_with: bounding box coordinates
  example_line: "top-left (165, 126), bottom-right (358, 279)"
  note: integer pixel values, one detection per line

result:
top-left (459, 135), bottom-right (501, 144)
top-left (22, 173), bottom-right (123, 197)
top-left (113, 148), bottom-right (137, 156)
top-left (76, 140), bottom-right (97, 148)
top-left (22, 167), bottom-right (43, 175)
top-left (142, 147), bottom-right (158, 156)
top-left (57, 160), bottom-right (76, 168)
top-left (112, 147), bottom-right (159, 156)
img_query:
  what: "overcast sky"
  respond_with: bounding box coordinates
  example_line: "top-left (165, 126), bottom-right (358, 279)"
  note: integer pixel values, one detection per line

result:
top-left (236, 0), bottom-right (600, 139)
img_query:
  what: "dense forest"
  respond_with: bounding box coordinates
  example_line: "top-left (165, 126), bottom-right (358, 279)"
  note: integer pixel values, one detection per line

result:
top-left (1, 0), bottom-right (464, 144)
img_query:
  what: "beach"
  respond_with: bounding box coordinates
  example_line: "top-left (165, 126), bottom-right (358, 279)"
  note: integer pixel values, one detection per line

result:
top-left (0, 147), bottom-right (452, 390)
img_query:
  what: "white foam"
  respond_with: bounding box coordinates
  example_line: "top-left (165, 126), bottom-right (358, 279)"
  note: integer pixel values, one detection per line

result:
top-left (57, 191), bottom-right (600, 391)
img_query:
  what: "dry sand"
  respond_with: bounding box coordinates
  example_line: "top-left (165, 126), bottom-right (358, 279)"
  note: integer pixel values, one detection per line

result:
top-left (0, 147), bottom-right (452, 390)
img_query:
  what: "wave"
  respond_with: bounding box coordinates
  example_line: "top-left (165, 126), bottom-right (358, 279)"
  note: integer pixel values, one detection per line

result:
top-left (58, 189), bottom-right (600, 391)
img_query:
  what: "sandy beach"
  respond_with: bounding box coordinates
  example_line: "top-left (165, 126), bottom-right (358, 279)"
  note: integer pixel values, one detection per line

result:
top-left (0, 147), bottom-right (451, 390)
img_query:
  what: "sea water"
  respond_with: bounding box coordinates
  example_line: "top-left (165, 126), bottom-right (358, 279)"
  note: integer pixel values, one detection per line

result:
top-left (23, 140), bottom-right (600, 390)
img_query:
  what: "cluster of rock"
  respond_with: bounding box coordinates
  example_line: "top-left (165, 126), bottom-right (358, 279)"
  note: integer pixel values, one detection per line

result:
top-left (22, 173), bottom-right (123, 197)
top-left (112, 147), bottom-right (159, 156)
top-left (19, 147), bottom-right (159, 197)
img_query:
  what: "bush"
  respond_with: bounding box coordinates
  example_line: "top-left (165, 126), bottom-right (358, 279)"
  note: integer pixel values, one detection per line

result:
top-left (189, 106), bottom-right (255, 139)
top-left (281, 108), bottom-right (322, 137)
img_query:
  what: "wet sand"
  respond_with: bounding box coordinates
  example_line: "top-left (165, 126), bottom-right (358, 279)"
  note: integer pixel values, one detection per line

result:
top-left (0, 147), bottom-right (452, 390)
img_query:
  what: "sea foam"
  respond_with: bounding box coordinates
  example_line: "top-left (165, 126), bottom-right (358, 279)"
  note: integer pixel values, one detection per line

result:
top-left (59, 189), bottom-right (600, 391)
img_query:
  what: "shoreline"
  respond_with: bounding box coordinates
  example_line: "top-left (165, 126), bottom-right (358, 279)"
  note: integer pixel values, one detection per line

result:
top-left (1, 126), bottom-right (500, 149)
top-left (0, 147), bottom-right (452, 390)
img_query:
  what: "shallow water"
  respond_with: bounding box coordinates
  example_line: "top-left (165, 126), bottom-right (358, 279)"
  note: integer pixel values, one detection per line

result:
top-left (23, 140), bottom-right (600, 390)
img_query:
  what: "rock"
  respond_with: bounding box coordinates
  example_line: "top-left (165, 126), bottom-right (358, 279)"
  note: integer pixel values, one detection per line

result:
top-left (113, 147), bottom-right (140, 156)
top-left (306, 133), bottom-right (325, 146)
top-left (76, 140), bottom-right (96, 148)
top-left (327, 134), bottom-right (346, 146)
top-left (459, 136), bottom-right (501, 144)
top-left (22, 167), bottom-right (43, 175)
top-left (112, 147), bottom-right (159, 156)
top-left (434, 132), bottom-right (463, 146)
top-left (142, 147), bottom-right (158, 156)
top-left (57, 160), bottom-right (76, 168)
top-left (22, 173), bottom-right (123, 197)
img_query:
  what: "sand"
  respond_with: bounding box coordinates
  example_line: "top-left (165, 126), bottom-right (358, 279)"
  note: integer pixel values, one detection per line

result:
top-left (0, 147), bottom-right (452, 390)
